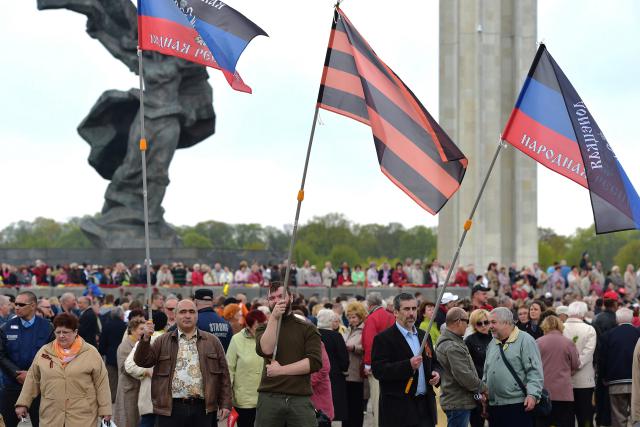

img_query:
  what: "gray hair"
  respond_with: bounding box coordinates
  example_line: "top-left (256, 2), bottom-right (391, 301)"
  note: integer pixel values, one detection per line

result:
top-left (60, 292), bottom-right (75, 304)
top-left (110, 306), bottom-right (125, 320)
top-left (366, 292), bottom-right (382, 308)
top-left (0, 295), bottom-right (10, 306)
top-left (393, 293), bottom-right (416, 311)
top-left (567, 301), bottom-right (588, 319)
top-left (616, 307), bottom-right (633, 324)
top-left (316, 308), bottom-right (334, 329)
top-left (490, 307), bottom-right (514, 325)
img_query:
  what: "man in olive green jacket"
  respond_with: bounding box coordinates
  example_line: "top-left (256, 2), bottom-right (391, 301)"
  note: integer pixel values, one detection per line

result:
top-left (435, 307), bottom-right (486, 427)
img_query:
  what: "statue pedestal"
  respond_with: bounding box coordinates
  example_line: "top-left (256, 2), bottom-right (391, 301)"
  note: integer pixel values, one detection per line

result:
top-left (80, 217), bottom-right (181, 249)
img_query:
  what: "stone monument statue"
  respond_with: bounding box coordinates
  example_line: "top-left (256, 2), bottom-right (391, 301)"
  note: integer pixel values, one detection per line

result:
top-left (38, 0), bottom-right (216, 248)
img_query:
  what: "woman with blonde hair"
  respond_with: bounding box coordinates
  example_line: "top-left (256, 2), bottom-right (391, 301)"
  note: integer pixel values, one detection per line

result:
top-left (15, 313), bottom-right (112, 426)
top-left (464, 309), bottom-right (492, 427)
top-left (536, 315), bottom-right (580, 427)
top-left (343, 302), bottom-right (367, 427)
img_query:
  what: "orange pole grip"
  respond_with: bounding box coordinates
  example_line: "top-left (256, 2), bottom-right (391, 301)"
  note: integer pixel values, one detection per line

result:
top-left (404, 377), bottom-right (414, 394)
top-left (464, 220), bottom-right (472, 231)
top-left (297, 190), bottom-right (304, 202)
top-left (139, 138), bottom-right (147, 151)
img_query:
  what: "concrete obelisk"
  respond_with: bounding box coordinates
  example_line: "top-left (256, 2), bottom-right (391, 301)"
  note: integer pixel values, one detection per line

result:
top-left (438, 0), bottom-right (538, 271)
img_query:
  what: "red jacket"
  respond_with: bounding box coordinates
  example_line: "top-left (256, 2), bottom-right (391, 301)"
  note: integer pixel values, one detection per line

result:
top-left (191, 271), bottom-right (204, 286)
top-left (311, 342), bottom-right (334, 420)
top-left (362, 306), bottom-right (395, 366)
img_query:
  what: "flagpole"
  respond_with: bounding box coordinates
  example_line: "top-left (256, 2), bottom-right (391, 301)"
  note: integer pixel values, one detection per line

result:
top-left (137, 30), bottom-right (154, 321)
top-left (272, 106), bottom-right (320, 360)
top-left (405, 137), bottom-right (505, 392)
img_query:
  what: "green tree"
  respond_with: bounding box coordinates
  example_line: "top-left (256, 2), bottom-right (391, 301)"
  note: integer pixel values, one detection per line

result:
top-left (182, 232), bottom-right (213, 248)
top-left (614, 240), bottom-right (640, 269)
top-left (293, 241), bottom-right (319, 266)
top-left (329, 244), bottom-right (360, 267)
top-left (397, 226), bottom-right (437, 261)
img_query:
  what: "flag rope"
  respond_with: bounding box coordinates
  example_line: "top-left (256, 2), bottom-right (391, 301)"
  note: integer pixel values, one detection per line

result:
top-left (406, 137), bottom-right (505, 392)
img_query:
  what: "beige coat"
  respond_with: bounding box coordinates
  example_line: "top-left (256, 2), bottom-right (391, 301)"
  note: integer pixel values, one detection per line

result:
top-left (114, 337), bottom-right (141, 427)
top-left (16, 341), bottom-right (111, 427)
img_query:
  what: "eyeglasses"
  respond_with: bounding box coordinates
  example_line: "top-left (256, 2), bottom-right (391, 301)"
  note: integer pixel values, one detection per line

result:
top-left (15, 302), bottom-right (33, 308)
top-left (165, 307), bottom-right (176, 311)
top-left (476, 320), bottom-right (490, 327)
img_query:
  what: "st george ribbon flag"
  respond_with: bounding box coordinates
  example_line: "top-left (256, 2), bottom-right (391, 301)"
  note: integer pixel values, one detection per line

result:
top-left (502, 43), bottom-right (640, 233)
top-left (138, 0), bottom-right (267, 93)
top-left (317, 8), bottom-right (467, 215)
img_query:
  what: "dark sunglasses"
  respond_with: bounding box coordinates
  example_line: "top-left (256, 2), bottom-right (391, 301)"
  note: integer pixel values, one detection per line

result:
top-left (476, 320), bottom-right (490, 327)
top-left (15, 302), bottom-right (33, 308)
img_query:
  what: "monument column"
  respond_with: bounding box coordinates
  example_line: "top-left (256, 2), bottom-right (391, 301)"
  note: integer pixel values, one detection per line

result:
top-left (438, 0), bottom-right (538, 271)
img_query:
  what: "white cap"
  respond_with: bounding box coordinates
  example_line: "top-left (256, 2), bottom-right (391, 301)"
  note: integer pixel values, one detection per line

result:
top-left (441, 292), bottom-right (459, 304)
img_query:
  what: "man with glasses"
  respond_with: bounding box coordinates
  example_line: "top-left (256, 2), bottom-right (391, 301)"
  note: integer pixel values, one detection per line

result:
top-left (0, 291), bottom-right (54, 427)
top-left (164, 296), bottom-right (178, 330)
top-left (371, 292), bottom-right (442, 427)
top-left (36, 298), bottom-right (55, 321)
top-left (435, 307), bottom-right (487, 427)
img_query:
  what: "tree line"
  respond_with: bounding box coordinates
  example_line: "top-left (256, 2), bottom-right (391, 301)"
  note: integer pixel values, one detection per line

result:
top-left (0, 213), bottom-right (638, 269)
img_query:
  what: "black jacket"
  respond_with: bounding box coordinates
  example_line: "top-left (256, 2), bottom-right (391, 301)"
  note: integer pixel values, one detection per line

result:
top-left (319, 328), bottom-right (349, 421)
top-left (372, 324), bottom-right (441, 427)
top-left (98, 316), bottom-right (127, 366)
top-left (598, 324), bottom-right (640, 385)
top-left (464, 331), bottom-right (492, 379)
top-left (78, 308), bottom-right (99, 347)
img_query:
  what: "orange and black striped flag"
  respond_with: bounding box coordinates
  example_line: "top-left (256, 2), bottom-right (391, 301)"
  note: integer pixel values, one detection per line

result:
top-left (317, 8), bottom-right (467, 214)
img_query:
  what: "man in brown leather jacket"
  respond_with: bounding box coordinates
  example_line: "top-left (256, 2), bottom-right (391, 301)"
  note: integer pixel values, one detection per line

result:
top-left (134, 299), bottom-right (231, 426)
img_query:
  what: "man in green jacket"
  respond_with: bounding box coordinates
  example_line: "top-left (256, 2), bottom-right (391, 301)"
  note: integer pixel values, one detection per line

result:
top-left (483, 307), bottom-right (544, 427)
top-left (435, 307), bottom-right (486, 427)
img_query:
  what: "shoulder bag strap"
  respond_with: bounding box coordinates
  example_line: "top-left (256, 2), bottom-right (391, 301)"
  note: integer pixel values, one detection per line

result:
top-left (498, 344), bottom-right (528, 398)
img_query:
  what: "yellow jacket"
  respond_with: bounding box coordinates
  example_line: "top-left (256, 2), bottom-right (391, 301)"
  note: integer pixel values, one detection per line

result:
top-left (16, 341), bottom-right (111, 427)
top-left (226, 328), bottom-right (263, 408)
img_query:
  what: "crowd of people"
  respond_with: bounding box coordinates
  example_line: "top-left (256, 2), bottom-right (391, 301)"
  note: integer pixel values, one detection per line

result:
top-left (1, 254), bottom-right (640, 426)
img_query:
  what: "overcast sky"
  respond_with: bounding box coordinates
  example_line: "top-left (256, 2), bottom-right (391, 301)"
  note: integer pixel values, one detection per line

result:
top-left (1, 0), bottom-right (639, 236)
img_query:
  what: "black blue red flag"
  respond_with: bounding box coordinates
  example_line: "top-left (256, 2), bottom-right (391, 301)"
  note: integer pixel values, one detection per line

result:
top-left (137, 0), bottom-right (267, 93)
top-left (503, 43), bottom-right (640, 234)
top-left (317, 8), bottom-right (467, 215)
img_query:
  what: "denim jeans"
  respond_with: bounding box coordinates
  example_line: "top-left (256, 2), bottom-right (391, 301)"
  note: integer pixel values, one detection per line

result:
top-left (139, 414), bottom-right (156, 427)
top-left (445, 409), bottom-right (471, 427)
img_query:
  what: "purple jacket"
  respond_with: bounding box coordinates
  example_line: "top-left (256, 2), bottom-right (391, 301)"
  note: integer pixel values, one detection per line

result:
top-left (536, 330), bottom-right (579, 401)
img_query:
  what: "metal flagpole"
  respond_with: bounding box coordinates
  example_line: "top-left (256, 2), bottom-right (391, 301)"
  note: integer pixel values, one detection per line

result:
top-left (272, 106), bottom-right (320, 360)
top-left (272, 0), bottom-right (341, 360)
top-left (137, 39), bottom-right (154, 321)
top-left (405, 137), bottom-right (505, 393)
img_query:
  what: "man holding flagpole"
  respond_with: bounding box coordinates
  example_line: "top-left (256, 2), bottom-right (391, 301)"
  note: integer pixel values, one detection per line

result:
top-left (255, 282), bottom-right (322, 427)
top-left (371, 293), bottom-right (441, 427)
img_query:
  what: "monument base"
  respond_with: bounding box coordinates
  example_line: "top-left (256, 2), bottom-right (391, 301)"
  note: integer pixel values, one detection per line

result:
top-left (80, 217), bottom-right (181, 249)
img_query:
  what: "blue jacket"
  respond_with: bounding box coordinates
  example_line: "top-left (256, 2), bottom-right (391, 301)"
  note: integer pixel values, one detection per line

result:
top-left (598, 323), bottom-right (640, 386)
top-left (0, 316), bottom-right (54, 389)
top-left (197, 307), bottom-right (232, 351)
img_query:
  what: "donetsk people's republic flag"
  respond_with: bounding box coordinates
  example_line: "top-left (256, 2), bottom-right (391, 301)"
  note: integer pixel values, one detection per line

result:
top-left (138, 0), bottom-right (267, 93)
top-left (502, 44), bottom-right (640, 233)
top-left (317, 8), bottom-right (467, 215)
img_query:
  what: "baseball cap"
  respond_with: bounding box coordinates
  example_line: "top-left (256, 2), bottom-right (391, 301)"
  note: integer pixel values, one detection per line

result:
top-left (441, 292), bottom-right (459, 304)
top-left (471, 284), bottom-right (489, 296)
top-left (603, 290), bottom-right (620, 301)
top-left (194, 289), bottom-right (214, 301)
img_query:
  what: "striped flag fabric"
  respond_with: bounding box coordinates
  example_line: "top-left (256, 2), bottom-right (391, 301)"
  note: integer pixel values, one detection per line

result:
top-left (317, 8), bottom-right (467, 215)
top-left (503, 44), bottom-right (640, 233)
